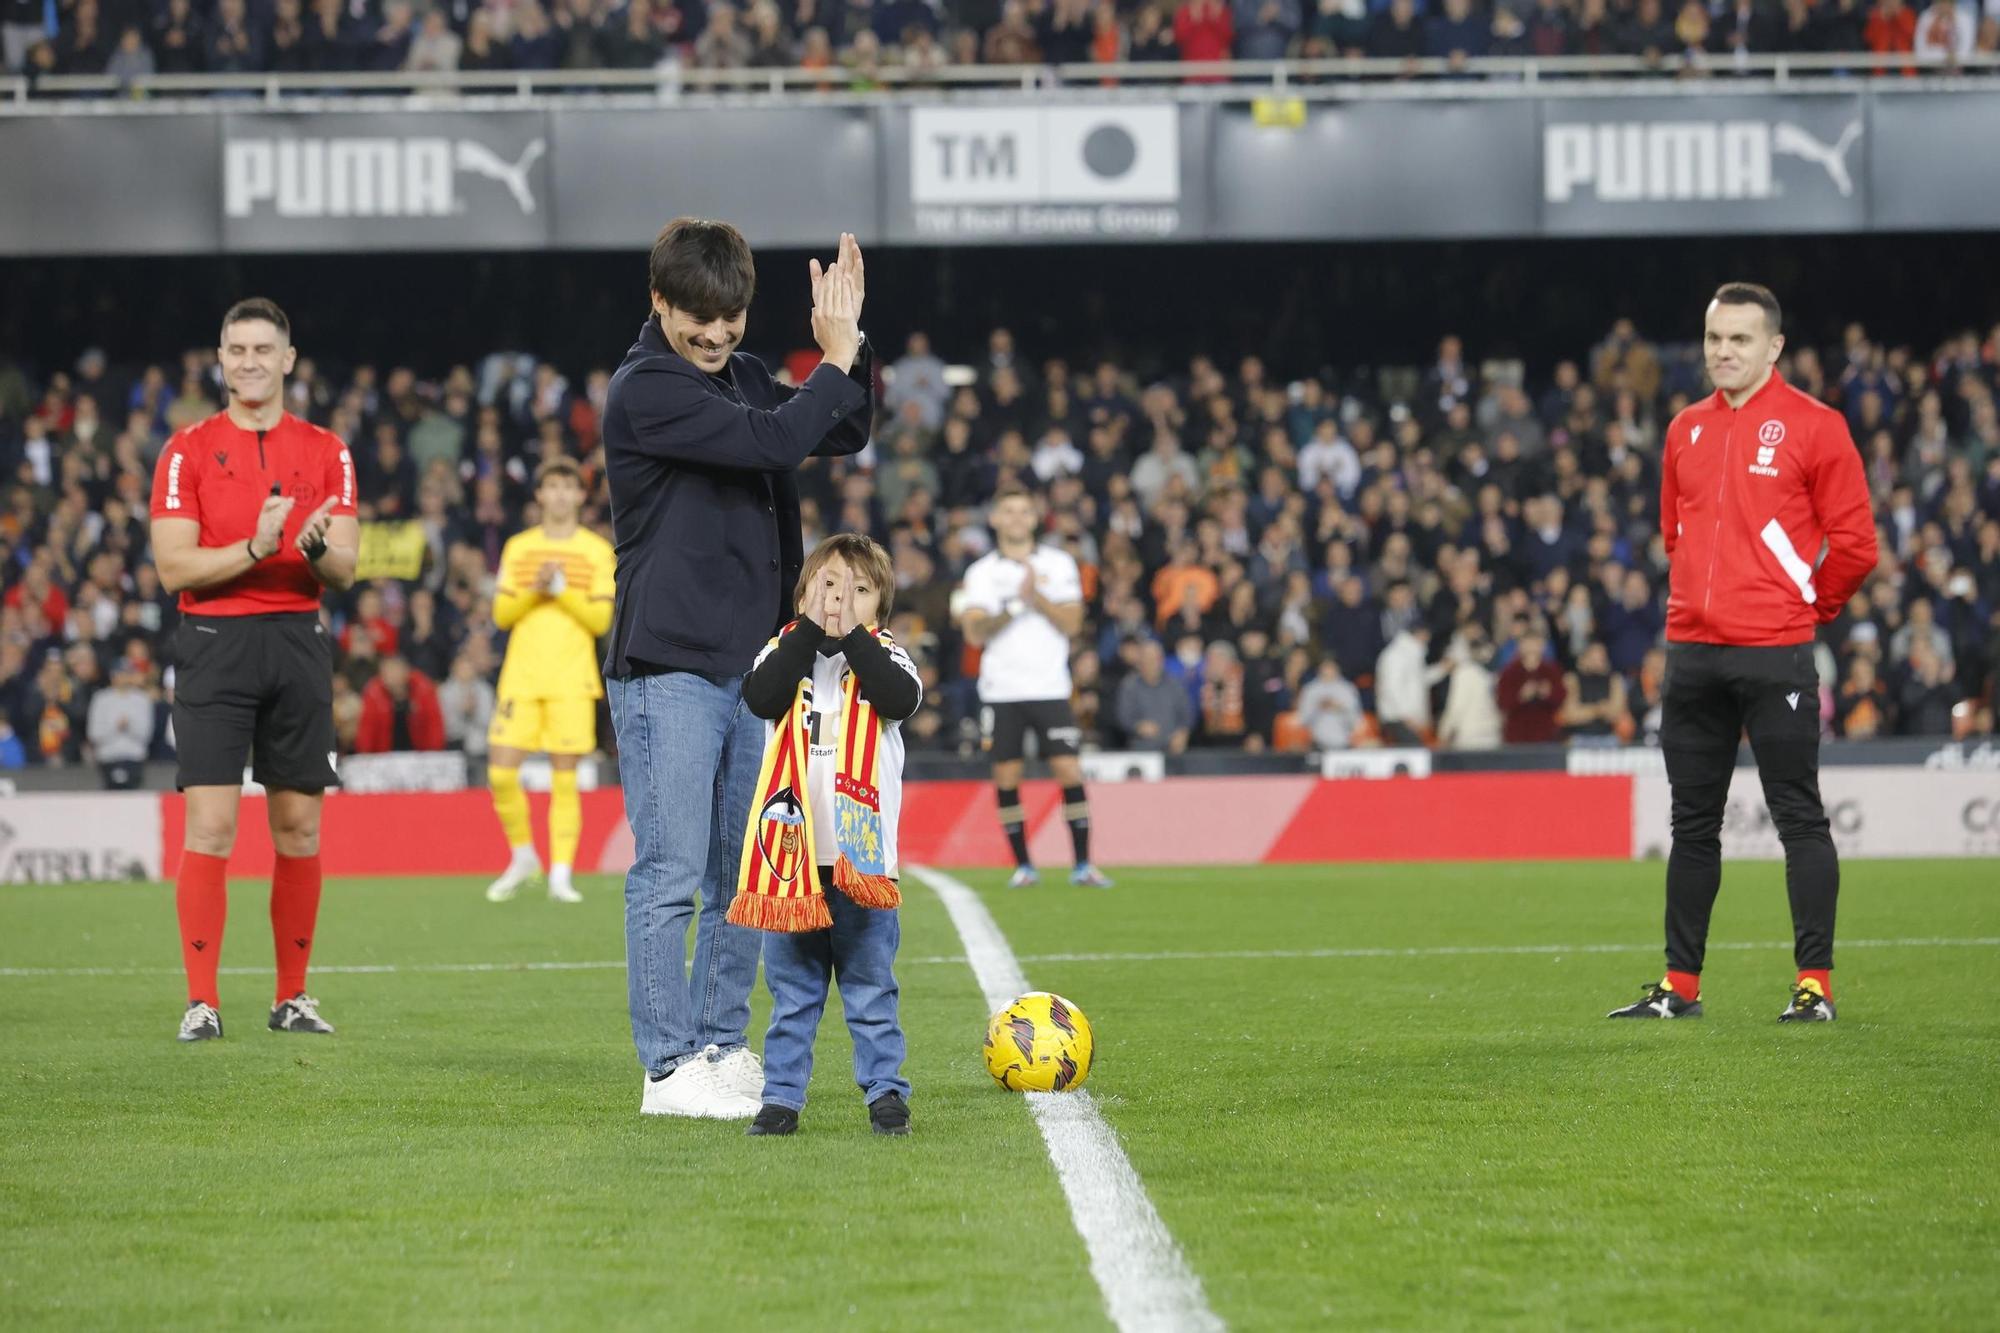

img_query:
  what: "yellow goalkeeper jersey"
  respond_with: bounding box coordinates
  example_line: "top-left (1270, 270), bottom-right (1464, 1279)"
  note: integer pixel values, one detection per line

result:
top-left (493, 525), bottom-right (617, 701)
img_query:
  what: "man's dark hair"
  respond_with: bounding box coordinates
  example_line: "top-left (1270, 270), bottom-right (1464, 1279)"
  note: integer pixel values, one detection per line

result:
top-left (220, 297), bottom-right (290, 343)
top-left (649, 218), bottom-right (756, 319)
top-left (1712, 282), bottom-right (1782, 334)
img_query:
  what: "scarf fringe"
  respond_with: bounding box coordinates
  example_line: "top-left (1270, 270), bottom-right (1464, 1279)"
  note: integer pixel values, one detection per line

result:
top-left (832, 855), bottom-right (902, 910)
top-left (726, 890), bottom-right (832, 933)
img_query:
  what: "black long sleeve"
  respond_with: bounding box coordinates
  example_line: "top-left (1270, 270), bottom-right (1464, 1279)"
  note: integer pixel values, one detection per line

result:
top-left (743, 619), bottom-right (824, 718)
top-left (840, 625), bottom-right (921, 721)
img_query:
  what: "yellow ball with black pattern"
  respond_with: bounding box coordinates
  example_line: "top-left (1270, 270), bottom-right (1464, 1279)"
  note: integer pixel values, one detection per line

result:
top-left (983, 991), bottom-right (1093, 1093)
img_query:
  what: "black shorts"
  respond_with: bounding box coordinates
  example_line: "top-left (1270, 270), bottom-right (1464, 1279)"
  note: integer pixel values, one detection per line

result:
top-left (981, 698), bottom-right (1081, 764)
top-left (1659, 641), bottom-right (1821, 791)
top-left (172, 612), bottom-right (340, 792)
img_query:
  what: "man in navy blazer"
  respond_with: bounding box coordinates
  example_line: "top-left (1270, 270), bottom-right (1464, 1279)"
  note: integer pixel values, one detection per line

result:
top-left (602, 218), bottom-right (873, 1120)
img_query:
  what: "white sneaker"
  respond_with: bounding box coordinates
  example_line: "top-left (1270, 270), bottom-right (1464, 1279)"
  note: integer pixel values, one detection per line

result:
top-left (547, 865), bottom-right (583, 904)
top-left (485, 844), bottom-right (541, 902)
top-left (639, 1045), bottom-right (761, 1119)
top-left (715, 1046), bottom-right (764, 1101)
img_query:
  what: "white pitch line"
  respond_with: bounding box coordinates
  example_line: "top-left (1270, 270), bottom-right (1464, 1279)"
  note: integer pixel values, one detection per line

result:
top-left (906, 864), bottom-right (1225, 1333)
top-left (4, 936), bottom-right (1995, 980)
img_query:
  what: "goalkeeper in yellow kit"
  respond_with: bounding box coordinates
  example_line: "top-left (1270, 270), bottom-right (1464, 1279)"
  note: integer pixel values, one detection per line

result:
top-left (484, 458), bottom-right (617, 904)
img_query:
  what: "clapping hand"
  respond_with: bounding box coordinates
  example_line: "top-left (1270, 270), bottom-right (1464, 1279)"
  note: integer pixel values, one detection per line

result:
top-left (253, 493), bottom-right (295, 559)
top-left (808, 233), bottom-right (865, 372)
top-left (295, 498), bottom-right (336, 560)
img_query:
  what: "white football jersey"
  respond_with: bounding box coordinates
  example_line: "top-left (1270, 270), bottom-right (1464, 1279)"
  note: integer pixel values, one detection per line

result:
top-left (749, 637), bottom-right (921, 877)
top-left (960, 546), bottom-right (1083, 704)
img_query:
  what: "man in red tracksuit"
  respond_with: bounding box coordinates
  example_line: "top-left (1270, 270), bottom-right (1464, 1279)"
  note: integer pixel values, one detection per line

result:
top-left (1609, 283), bottom-right (1877, 1024)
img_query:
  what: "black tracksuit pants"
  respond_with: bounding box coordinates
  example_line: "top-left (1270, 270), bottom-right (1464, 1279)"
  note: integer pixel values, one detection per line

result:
top-left (1660, 641), bottom-right (1837, 975)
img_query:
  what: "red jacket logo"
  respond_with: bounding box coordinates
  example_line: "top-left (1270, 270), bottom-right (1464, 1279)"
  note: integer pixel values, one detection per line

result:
top-left (1758, 420), bottom-right (1786, 446)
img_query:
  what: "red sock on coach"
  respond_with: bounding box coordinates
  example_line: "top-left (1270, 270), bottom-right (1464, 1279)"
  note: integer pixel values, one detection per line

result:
top-left (271, 853), bottom-right (324, 1005)
top-left (1797, 968), bottom-right (1832, 999)
top-left (1666, 970), bottom-right (1701, 1001)
top-left (176, 851), bottom-right (229, 1007)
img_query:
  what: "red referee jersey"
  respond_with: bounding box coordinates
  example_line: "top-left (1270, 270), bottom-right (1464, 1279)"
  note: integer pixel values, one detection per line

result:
top-left (149, 410), bottom-right (357, 616)
top-left (1660, 371), bottom-right (1878, 648)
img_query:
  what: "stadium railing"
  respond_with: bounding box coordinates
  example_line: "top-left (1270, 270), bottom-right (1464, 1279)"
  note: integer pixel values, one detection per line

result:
top-left (5, 51), bottom-right (1999, 107)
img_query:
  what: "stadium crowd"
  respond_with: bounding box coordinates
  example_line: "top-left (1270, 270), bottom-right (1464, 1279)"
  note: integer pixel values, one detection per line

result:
top-left (2, 312), bottom-right (1998, 781)
top-left (5, 0), bottom-right (1998, 85)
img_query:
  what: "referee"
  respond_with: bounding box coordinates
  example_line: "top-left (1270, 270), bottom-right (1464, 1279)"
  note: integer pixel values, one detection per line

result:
top-left (1609, 283), bottom-right (1877, 1023)
top-left (149, 299), bottom-right (359, 1043)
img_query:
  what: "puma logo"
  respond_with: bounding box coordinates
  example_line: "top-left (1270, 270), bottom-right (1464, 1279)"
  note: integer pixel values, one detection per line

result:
top-left (454, 139), bottom-right (547, 215)
top-left (1771, 120), bottom-right (1863, 198)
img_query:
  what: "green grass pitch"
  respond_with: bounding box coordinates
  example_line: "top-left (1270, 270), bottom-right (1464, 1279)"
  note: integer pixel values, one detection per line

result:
top-left (2, 860), bottom-right (1995, 1330)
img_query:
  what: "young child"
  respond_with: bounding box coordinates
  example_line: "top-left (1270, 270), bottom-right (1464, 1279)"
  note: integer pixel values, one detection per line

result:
top-left (731, 533), bottom-right (922, 1137)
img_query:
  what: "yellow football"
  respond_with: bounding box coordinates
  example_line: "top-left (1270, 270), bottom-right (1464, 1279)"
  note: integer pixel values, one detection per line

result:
top-left (983, 991), bottom-right (1093, 1092)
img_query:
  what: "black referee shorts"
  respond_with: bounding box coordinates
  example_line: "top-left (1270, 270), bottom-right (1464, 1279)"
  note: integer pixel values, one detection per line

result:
top-left (172, 612), bottom-right (340, 793)
top-left (981, 698), bottom-right (1081, 764)
top-left (1659, 641), bottom-right (1821, 790)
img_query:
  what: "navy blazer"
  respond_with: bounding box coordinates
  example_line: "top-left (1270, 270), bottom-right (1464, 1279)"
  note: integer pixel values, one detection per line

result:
top-left (602, 316), bottom-right (873, 679)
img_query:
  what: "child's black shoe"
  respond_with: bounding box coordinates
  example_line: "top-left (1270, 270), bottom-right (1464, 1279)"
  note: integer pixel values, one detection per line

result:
top-left (746, 1104), bottom-right (799, 1136)
top-left (868, 1092), bottom-right (911, 1136)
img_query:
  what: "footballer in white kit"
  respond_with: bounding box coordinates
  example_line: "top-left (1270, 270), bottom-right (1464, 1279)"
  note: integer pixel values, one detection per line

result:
top-left (956, 487), bottom-right (1112, 889)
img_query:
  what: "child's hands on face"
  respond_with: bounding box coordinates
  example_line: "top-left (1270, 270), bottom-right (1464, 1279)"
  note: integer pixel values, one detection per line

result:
top-left (819, 565), bottom-right (848, 637)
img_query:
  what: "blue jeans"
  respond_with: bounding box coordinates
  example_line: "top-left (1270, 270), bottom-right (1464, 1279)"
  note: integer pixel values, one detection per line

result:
top-left (759, 881), bottom-right (909, 1112)
top-left (608, 670), bottom-right (766, 1077)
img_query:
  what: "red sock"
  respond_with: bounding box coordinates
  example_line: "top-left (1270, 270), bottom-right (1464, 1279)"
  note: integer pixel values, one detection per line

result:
top-left (271, 853), bottom-right (323, 1005)
top-left (1797, 968), bottom-right (1832, 999)
top-left (1666, 970), bottom-right (1701, 1001)
top-left (176, 851), bottom-right (229, 1007)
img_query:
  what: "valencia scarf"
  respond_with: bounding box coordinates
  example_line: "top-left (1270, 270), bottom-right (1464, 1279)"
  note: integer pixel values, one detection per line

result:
top-left (728, 626), bottom-right (902, 932)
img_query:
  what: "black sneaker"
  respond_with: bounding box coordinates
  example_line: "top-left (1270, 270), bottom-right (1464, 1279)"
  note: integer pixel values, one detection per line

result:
top-left (1606, 982), bottom-right (1702, 1019)
top-left (746, 1104), bottom-right (799, 1137)
top-left (868, 1092), bottom-right (911, 1136)
top-left (269, 993), bottom-right (335, 1034)
top-left (177, 1001), bottom-right (223, 1042)
top-left (1778, 980), bottom-right (1836, 1023)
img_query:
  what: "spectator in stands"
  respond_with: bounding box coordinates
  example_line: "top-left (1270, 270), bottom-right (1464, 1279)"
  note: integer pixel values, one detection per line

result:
top-left (696, 2), bottom-right (754, 66)
top-left (1295, 656), bottom-right (1362, 750)
top-left (437, 651), bottom-right (496, 757)
top-left (1374, 619), bottom-right (1442, 745)
top-left (1366, 0), bottom-right (1424, 59)
top-left (983, 0), bottom-right (1042, 60)
top-left (1559, 641), bottom-right (1627, 744)
top-left (356, 655), bottom-right (446, 753)
top-left (2, 0), bottom-right (44, 74)
top-left (1835, 654), bottom-right (1892, 736)
top-left (1436, 626), bottom-right (1502, 750)
top-left (1913, 0), bottom-right (1976, 59)
top-left (1173, 0), bottom-right (1234, 68)
top-left (1890, 595), bottom-right (1953, 667)
top-left (86, 657), bottom-right (153, 789)
top-left (406, 8), bottom-right (464, 70)
top-left (1496, 628), bottom-right (1567, 743)
top-left (512, 3), bottom-right (564, 66)
top-left (1425, 0), bottom-right (1489, 60)
top-left (1237, 0), bottom-right (1302, 58)
top-left (106, 24), bottom-right (155, 85)
top-left (1866, 0), bottom-right (1917, 56)
top-left (1129, 1), bottom-right (1182, 57)
top-left (1897, 642), bottom-right (1960, 733)
top-left (1197, 640), bottom-right (1249, 746)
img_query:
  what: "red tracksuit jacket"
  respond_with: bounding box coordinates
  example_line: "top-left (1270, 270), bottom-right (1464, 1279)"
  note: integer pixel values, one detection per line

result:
top-left (1660, 371), bottom-right (1878, 647)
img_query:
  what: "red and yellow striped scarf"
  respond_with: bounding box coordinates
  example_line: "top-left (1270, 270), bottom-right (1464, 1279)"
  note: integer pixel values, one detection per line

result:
top-left (728, 625), bottom-right (902, 933)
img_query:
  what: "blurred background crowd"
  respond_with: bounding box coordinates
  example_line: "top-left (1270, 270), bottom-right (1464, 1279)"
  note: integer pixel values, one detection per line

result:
top-left (4, 307), bottom-right (1997, 782)
top-left (7, 0), bottom-right (1997, 88)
